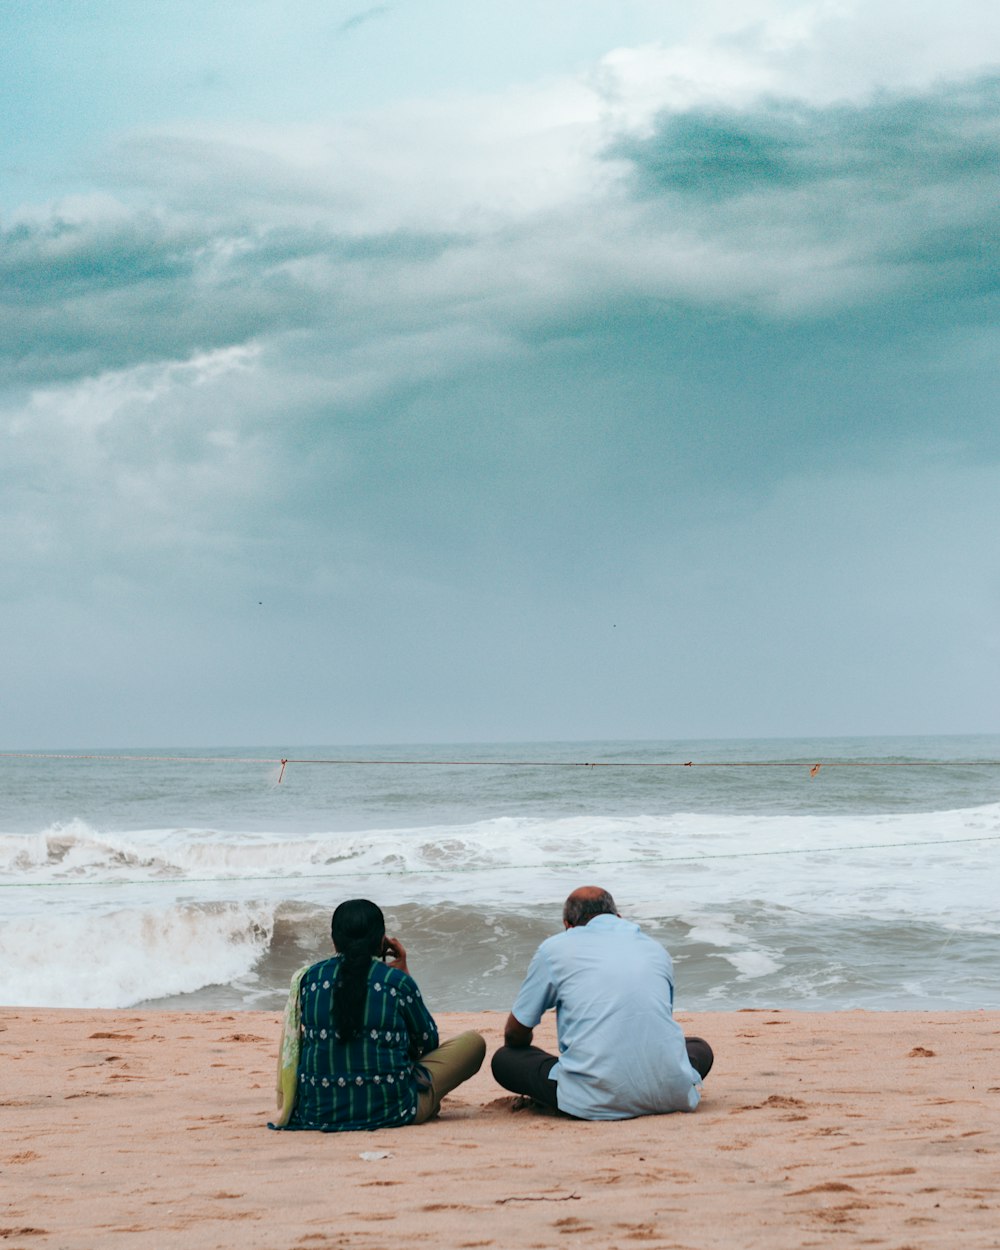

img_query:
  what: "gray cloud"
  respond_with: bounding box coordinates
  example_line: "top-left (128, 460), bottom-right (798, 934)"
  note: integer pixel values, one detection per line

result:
top-left (608, 75), bottom-right (1000, 308)
top-left (5, 71), bottom-right (997, 465)
top-left (3, 64), bottom-right (999, 743)
top-left (612, 75), bottom-right (1000, 200)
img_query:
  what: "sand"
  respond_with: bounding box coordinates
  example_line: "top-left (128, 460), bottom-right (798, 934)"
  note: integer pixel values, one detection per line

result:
top-left (2, 1007), bottom-right (998, 1249)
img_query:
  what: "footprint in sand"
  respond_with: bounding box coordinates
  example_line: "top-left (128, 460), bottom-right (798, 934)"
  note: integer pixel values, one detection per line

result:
top-left (553, 1216), bottom-right (594, 1233)
top-left (731, 1094), bottom-right (807, 1114)
top-left (616, 1222), bottom-right (661, 1241)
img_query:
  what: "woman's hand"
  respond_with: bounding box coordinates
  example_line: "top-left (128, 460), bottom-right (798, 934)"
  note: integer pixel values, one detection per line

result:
top-left (381, 935), bottom-right (409, 975)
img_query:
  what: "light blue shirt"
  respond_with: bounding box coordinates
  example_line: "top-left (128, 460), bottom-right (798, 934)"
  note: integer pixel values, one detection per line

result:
top-left (512, 914), bottom-right (701, 1119)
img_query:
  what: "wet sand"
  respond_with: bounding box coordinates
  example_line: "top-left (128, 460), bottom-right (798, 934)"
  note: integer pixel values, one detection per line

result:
top-left (2, 1008), bottom-right (998, 1248)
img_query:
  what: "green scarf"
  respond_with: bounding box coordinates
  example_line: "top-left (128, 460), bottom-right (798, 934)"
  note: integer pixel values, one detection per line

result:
top-left (272, 964), bottom-right (309, 1127)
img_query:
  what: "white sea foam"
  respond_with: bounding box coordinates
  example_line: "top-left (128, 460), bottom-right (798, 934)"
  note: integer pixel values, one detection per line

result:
top-left (0, 899), bottom-right (275, 1008)
top-left (713, 949), bottom-right (783, 979)
top-left (5, 802), bottom-right (999, 888)
top-left (680, 917), bottom-right (741, 947)
top-left (3, 797), bottom-right (1000, 1009)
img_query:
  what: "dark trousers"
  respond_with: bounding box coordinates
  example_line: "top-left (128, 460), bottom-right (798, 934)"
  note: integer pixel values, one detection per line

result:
top-left (491, 1037), bottom-right (714, 1112)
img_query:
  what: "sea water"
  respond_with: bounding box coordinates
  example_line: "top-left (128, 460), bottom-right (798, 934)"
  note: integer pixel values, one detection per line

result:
top-left (2, 736), bottom-right (998, 1013)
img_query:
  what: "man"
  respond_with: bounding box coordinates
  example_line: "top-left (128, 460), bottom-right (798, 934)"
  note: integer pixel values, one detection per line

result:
top-left (491, 886), bottom-right (713, 1120)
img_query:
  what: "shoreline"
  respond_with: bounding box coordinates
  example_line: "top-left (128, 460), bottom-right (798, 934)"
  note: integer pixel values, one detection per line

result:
top-left (3, 1008), bottom-right (998, 1248)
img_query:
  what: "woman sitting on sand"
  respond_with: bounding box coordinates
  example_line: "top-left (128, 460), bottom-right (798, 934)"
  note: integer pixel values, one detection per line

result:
top-left (271, 898), bottom-right (485, 1131)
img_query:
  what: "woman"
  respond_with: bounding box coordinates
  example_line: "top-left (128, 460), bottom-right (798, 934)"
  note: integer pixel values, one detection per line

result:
top-left (271, 899), bottom-right (485, 1131)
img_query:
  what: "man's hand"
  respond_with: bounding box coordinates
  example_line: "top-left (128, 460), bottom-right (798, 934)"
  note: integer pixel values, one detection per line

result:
top-left (503, 1012), bottom-right (534, 1048)
top-left (381, 936), bottom-right (409, 976)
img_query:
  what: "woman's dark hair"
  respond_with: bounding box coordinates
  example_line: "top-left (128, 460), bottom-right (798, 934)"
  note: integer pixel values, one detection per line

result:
top-left (330, 899), bottom-right (386, 1040)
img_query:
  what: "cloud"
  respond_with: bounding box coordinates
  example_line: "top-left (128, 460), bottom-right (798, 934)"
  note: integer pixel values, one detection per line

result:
top-left (7, 70), bottom-right (996, 392)
top-left (4, 60), bottom-right (997, 445)
top-left (611, 73), bottom-right (1000, 203)
top-left (0, 346), bottom-right (270, 593)
top-left (3, 10), bottom-right (1000, 742)
top-left (603, 73), bottom-right (1000, 315)
top-left (591, 0), bottom-right (1000, 116)
top-left (4, 67), bottom-right (999, 582)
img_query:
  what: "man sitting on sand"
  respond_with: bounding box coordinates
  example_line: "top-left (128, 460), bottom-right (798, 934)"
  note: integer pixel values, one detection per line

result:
top-left (491, 886), bottom-right (713, 1119)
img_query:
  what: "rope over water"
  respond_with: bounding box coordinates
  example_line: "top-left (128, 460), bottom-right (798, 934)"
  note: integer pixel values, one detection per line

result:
top-left (2, 751), bottom-right (997, 891)
top-left (3, 751), bottom-right (1000, 782)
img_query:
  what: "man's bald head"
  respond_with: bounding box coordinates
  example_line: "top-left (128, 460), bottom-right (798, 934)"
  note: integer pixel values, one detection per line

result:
top-left (563, 886), bottom-right (618, 928)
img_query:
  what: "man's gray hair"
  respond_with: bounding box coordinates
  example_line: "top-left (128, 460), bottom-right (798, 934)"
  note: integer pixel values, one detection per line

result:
top-left (563, 888), bottom-right (617, 928)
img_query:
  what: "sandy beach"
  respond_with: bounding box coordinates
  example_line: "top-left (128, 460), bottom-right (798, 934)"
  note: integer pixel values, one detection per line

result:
top-left (2, 1008), bottom-right (998, 1249)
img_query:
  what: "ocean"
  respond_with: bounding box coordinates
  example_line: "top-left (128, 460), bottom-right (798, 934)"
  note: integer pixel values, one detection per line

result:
top-left (2, 736), bottom-right (999, 1015)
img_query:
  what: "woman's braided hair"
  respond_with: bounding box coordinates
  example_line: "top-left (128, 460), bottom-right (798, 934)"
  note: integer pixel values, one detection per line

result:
top-left (330, 899), bottom-right (386, 1040)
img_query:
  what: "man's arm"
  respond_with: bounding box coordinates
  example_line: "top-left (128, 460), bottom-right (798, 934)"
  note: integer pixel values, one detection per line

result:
top-left (505, 945), bottom-right (554, 1047)
top-left (503, 1012), bottom-right (534, 1048)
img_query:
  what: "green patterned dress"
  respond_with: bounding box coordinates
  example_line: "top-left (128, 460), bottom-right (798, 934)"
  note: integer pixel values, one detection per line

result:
top-left (277, 955), bottom-right (439, 1132)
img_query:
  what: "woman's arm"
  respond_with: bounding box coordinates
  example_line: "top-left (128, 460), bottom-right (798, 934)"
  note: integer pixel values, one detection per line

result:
top-left (396, 970), bottom-right (440, 1057)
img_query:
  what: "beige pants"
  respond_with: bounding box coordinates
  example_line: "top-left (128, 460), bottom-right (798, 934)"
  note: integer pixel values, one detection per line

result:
top-left (413, 1030), bottom-right (487, 1123)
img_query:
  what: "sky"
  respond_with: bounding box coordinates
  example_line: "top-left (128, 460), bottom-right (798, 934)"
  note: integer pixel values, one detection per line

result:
top-left (2, 0), bottom-right (999, 747)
